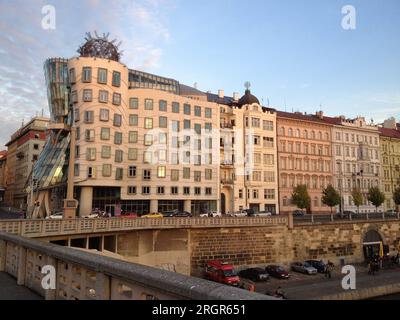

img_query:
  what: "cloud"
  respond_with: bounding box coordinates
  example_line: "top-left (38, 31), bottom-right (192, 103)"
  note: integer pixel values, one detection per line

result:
top-left (0, 0), bottom-right (175, 147)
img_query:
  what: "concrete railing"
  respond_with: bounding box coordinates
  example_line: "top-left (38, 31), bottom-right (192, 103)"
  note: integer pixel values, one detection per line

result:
top-left (0, 232), bottom-right (272, 300)
top-left (0, 216), bottom-right (288, 238)
top-left (294, 212), bottom-right (400, 225)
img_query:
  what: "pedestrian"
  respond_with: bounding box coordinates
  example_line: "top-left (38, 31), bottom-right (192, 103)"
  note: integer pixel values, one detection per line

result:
top-left (325, 260), bottom-right (333, 279)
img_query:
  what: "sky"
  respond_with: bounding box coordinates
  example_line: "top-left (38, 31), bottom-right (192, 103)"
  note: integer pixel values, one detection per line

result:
top-left (0, 0), bottom-right (399, 147)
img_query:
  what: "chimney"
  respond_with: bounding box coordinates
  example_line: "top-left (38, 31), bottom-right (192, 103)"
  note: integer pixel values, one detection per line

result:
top-left (218, 89), bottom-right (224, 98)
top-left (233, 92), bottom-right (240, 101)
top-left (316, 110), bottom-right (324, 119)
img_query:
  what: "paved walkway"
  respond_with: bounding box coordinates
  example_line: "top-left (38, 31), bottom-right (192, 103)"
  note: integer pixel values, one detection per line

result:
top-left (0, 272), bottom-right (42, 300)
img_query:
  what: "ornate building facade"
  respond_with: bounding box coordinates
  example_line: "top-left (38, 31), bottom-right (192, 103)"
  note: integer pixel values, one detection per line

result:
top-left (277, 111), bottom-right (333, 214)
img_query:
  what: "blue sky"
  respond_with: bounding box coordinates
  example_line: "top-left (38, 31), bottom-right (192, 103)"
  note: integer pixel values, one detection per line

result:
top-left (0, 0), bottom-right (399, 146)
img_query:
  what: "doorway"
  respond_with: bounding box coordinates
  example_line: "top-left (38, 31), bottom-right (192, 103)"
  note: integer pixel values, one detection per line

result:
top-left (363, 229), bottom-right (385, 261)
top-left (105, 204), bottom-right (116, 217)
top-left (221, 193), bottom-right (226, 214)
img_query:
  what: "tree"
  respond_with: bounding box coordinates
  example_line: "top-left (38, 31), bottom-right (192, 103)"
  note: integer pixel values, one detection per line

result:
top-left (321, 185), bottom-right (341, 213)
top-left (367, 187), bottom-right (385, 213)
top-left (393, 187), bottom-right (400, 211)
top-left (351, 187), bottom-right (363, 214)
top-left (291, 185), bottom-right (311, 212)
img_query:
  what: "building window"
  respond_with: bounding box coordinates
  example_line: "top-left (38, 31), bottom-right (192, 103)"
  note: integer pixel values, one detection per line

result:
top-left (99, 90), bottom-right (108, 103)
top-left (128, 166), bottom-right (137, 178)
top-left (172, 121), bottom-right (180, 132)
top-left (171, 169), bottom-right (179, 181)
top-left (264, 189), bottom-right (275, 200)
top-left (129, 131), bottom-right (138, 143)
top-left (184, 104), bottom-right (191, 115)
top-left (143, 169), bottom-right (151, 180)
top-left (157, 186), bottom-right (165, 195)
top-left (82, 67), bottom-right (92, 82)
top-left (129, 114), bottom-right (138, 126)
top-left (87, 166), bottom-right (96, 179)
top-left (194, 124), bottom-right (201, 135)
top-left (171, 187), bottom-right (178, 195)
top-left (194, 106), bottom-right (201, 117)
top-left (159, 132), bottom-right (167, 144)
top-left (263, 137), bottom-right (274, 148)
top-left (252, 189), bottom-right (259, 199)
top-left (143, 151), bottom-right (152, 164)
top-left (205, 188), bottom-right (212, 195)
top-left (205, 123), bottom-right (212, 132)
top-left (113, 93), bottom-right (121, 106)
top-left (71, 91), bottom-right (78, 104)
top-left (194, 187), bottom-right (201, 195)
top-left (144, 134), bottom-right (153, 146)
top-left (98, 68), bottom-right (107, 84)
top-left (128, 186), bottom-right (137, 195)
top-left (115, 150), bottom-right (123, 162)
top-left (184, 119), bottom-right (191, 130)
top-left (86, 148), bottom-right (96, 161)
top-left (114, 114), bottom-right (122, 127)
top-left (159, 100), bottom-right (167, 111)
top-left (69, 68), bottom-right (76, 83)
top-left (128, 148), bottom-right (137, 160)
top-left (158, 149), bottom-right (167, 161)
top-left (112, 71), bottom-right (121, 87)
top-left (142, 186), bottom-right (150, 195)
top-left (101, 146), bottom-right (111, 158)
top-left (114, 132), bottom-right (122, 145)
top-left (74, 164), bottom-right (79, 177)
top-left (238, 189), bottom-right (243, 199)
top-left (100, 128), bottom-right (110, 140)
top-left (172, 102), bottom-right (180, 113)
top-left (252, 117), bottom-right (260, 128)
top-left (159, 116), bottom-right (167, 128)
top-left (263, 120), bottom-right (273, 131)
top-left (99, 108), bottom-right (109, 121)
top-left (76, 127), bottom-right (80, 140)
top-left (130, 98), bottom-right (138, 109)
top-left (115, 168), bottom-right (123, 180)
top-left (183, 187), bottom-right (190, 195)
top-left (144, 118), bottom-right (153, 129)
top-left (145, 99), bottom-right (153, 110)
top-left (102, 164), bottom-right (112, 177)
top-left (85, 129), bottom-right (95, 142)
top-left (75, 145), bottom-right (80, 159)
top-left (33, 144), bottom-right (39, 150)
top-left (183, 167), bottom-right (190, 179)
top-left (205, 169), bottom-right (212, 180)
top-left (158, 166), bottom-right (166, 178)
top-left (205, 107), bottom-right (212, 118)
top-left (83, 89), bottom-right (92, 102)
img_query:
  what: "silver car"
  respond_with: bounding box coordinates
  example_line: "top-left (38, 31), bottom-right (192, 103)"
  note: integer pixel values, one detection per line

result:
top-left (291, 262), bottom-right (318, 275)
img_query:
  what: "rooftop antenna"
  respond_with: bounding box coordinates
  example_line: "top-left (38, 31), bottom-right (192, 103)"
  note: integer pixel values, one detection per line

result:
top-left (193, 82), bottom-right (198, 89)
top-left (266, 97), bottom-right (270, 107)
top-left (244, 81), bottom-right (251, 91)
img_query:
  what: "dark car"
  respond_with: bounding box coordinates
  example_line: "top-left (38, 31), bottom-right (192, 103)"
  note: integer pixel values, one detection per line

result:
top-left (265, 265), bottom-right (290, 279)
top-left (238, 268), bottom-right (269, 282)
top-left (292, 210), bottom-right (305, 217)
top-left (305, 260), bottom-right (326, 273)
top-left (162, 210), bottom-right (177, 217)
top-left (338, 210), bottom-right (356, 218)
top-left (173, 211), bottom-right (192, 217)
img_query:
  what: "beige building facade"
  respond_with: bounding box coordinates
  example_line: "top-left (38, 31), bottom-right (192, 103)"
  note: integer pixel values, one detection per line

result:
top-left (324, 116), bottom-right (381, 213)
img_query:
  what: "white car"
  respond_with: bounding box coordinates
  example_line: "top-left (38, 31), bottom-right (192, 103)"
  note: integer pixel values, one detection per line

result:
top-left (45, 212), bottom-right (63, 219)
top-left (252, 211), bottom-right (272, 217)
top-left (83, 213), bottom-right (99, 219)
top-left (228, 211), bottom-right (248, 217)
top-left (200, 211), bottom-right (222, 218)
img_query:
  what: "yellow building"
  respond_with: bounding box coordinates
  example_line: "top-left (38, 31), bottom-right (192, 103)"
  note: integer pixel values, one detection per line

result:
top-left (379, 118), bottom-right (400, 211)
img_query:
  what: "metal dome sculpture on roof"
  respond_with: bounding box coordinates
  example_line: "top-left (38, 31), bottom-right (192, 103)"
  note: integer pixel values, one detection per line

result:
top-left (238, 81), bottom-right (260, 107)
top-left (77, 31), bottom-right (123, 62)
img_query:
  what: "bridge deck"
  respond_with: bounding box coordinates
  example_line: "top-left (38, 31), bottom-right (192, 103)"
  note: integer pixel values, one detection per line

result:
top-left (0, 272), bottom-right (42, 300)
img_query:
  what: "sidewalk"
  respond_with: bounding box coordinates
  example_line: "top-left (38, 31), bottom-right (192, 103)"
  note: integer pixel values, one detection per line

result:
top-left (0, 272), bottom-right (42, 300)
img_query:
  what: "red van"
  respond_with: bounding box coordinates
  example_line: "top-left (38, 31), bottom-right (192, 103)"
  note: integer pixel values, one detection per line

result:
top-left (204, 260), bottom-right (240, 286)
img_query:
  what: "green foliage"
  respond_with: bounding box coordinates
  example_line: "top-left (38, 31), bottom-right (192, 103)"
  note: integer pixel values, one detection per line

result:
top-left (291, 185), bottom-right (311, 211)
top-left (351, 188), bottom-right (363, 211)
top-left (367, 187), bottom-right (385, 212)
top-left (393, 187), bottom-right (400, 206)
top-left (321, 185), bottom-right (340, 213)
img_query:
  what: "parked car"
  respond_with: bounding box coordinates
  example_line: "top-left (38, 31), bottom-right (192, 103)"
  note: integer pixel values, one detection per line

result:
top-left (338, 210), bottom-right (357, 218)
top-left (83, 213), bottom-right (99, 219)
top-left (305, 260), bottom-right (326, 273)
top-left (248, 211), bottom-right (272, 217)
top-left (291, 261), bottom-right (318, 275)
top-left (238, 268), bottom-right (269, 282)
top-left (386, 209), bottom-right (398, 217)
top-left (45, 212), bottom-right (63, 219)
top-left (292, 210), bottom-right (305, 217)
top-left (228, 211), bottom-right (248, 217)
top-left (162, 210), bottom-right (178, 217)
top-left (173, 211), bottom-right (192, 217)
top-left (204, 260), bottom-right (240, 286)
top-left (141, 213), bottom-right (163, 218)
top-left (265, 265), bottom-right (290, 279)
top-left (121, 213), bottom-right (138, 219)
top-left (200, 211), bottom-right (222, 218)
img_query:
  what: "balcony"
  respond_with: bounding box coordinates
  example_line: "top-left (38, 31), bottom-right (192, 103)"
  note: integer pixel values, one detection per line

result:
top-left (221, 179), bottom-right (234, 185)
top-left (220, 123), bottom-right (234, 129)
top-left (220, 160), bottom-right (234, 167)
